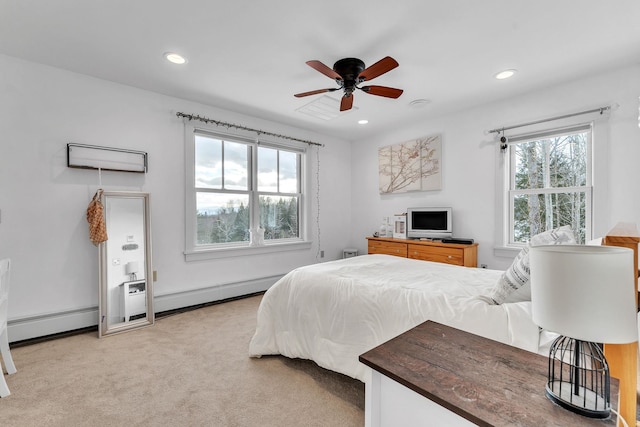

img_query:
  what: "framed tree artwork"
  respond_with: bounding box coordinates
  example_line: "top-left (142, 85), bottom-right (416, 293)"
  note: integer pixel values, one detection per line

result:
top-left (378, 134), bottom-right (441, 194)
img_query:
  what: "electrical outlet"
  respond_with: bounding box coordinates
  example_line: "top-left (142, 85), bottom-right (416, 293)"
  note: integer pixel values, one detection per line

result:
top-left (320, 250), bottom-right (325, 258)
top-left (480, 264), bottom-right (488, 269)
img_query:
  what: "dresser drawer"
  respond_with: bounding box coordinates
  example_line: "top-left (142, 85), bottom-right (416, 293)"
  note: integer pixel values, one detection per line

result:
top-left (368, 240), bottom-right (408, 257)
top-left (366, 237), bottom-right (478, 267)
top-left (408, 244), bottom-right (464, 266)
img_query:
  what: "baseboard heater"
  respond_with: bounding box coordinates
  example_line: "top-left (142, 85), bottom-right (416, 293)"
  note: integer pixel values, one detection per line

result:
top-left (7, 275), bottom-right (282, 343)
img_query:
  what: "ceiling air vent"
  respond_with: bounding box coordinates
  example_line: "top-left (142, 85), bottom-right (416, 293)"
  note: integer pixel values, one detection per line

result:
top-left (295, 95), bottom-right (356, 121)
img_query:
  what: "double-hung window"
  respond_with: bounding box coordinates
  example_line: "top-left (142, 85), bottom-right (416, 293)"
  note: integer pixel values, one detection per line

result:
top-left (505, 124), bottom-right (592, 245)
top-left (185, 126), bottom-right (306, 258)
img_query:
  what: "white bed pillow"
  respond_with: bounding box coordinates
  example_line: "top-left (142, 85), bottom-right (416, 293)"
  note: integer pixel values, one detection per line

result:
top-left (486, 226), bottom-right (577, 305)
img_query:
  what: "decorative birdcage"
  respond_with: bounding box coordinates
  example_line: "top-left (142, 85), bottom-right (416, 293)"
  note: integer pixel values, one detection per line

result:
top-left (546, 336), bottom-right (610, 418)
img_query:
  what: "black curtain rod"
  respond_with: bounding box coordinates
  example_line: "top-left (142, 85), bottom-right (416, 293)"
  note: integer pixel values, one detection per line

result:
top-left (487, 105), bottom-right (613, 135)
top-left (176, 112), bottom-right (324, 147)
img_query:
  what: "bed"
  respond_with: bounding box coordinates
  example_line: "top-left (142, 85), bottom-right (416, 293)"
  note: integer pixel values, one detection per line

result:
top-left (249, 254), bottom-right (546, 382)
top-left (249, 223), bottom-right (639, 424)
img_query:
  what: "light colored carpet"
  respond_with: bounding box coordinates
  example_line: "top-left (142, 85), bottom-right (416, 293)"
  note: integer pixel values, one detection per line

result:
top-left (0, 295), bottom-right (364, 426)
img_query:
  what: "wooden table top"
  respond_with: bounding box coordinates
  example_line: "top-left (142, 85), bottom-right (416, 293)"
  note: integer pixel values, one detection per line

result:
top-left (359, 321), bottom-right (619, 427)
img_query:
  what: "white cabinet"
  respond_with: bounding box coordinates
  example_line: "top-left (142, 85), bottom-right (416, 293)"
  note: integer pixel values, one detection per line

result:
top-left (359, 321), bottom-right (619, 427)
top-left (365, 370), bottom-right (474, 427)
top-left (120, 280), bottom-right (146, 321)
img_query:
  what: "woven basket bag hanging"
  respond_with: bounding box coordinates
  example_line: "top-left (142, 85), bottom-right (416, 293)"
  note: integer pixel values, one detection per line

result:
top-left (87, 189), bottom-right (108, 245)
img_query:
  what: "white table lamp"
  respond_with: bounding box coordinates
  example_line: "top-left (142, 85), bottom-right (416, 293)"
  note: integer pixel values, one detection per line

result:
top-left (530, 244), bottom-right (637, 419)
top-left (125, 261), bottom-right (139, 281)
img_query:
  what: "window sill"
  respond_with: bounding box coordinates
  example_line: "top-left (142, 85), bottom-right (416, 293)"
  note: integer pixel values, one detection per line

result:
top-left (493, 245), bottom-right (524, 259)
top-left (184, 240), bottom-right (313, 262)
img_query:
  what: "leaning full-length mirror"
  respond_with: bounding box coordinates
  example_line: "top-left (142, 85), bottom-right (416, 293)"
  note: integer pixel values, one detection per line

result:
top-left (98, 191), bottom-right (154, 337)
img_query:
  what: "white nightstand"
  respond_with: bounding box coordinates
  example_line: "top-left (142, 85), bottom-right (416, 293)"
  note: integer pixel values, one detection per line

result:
top-left (359, 321), bottom-right (619, 427)
top-left (120, 280), bottom-right (146, 321)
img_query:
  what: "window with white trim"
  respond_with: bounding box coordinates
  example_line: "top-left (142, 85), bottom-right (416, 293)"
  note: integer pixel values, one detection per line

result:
top-left (505, 124), bottom-right (592, 245)
top-left (185, 127), bottom-right (306, 255)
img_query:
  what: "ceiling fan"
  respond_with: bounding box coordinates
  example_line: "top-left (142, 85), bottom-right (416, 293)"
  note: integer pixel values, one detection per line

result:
top-left (294, 56), bottom-right (404, 112)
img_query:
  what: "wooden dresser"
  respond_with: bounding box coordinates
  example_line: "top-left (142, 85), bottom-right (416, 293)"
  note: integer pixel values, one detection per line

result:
top-left (367, 237), bottom-right (478, 267)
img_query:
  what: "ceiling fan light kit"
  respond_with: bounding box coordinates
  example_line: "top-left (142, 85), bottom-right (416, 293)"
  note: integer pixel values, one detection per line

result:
top-left (295, 56), bottom-right (403, 111)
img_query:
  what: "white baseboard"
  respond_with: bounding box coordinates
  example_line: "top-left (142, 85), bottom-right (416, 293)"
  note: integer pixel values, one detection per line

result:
top-left (152, 275), bottom-right (281, 312)
top-left (7, 275), bottom-right (282, 343)
top-left (8, 307), bottom-right (100, 343)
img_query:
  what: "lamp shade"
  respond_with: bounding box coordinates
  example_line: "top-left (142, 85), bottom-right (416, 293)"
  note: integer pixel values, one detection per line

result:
top-left (530, 245), bottom-right (637, 344)
top-left (125, 261), bottom-right (139, 275)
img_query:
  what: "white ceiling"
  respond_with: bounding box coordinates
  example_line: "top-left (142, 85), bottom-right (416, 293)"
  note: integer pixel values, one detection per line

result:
top-left (1, 1), bottom-right (639, 141)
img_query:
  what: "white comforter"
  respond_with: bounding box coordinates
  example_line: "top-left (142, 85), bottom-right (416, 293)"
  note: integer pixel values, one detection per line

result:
top-left (249, 254), bottom-right (542, 382)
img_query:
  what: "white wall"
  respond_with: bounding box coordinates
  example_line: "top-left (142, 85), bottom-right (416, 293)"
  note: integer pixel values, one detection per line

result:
top-left (349, 64), bottom-right (640, 270)
top-left (0, 54), bottom-right (352, 340)
top-left (2, 52), bottom-right (638, 341)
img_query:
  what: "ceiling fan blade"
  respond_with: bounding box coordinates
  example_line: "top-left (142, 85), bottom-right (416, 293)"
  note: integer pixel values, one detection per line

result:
top-left (306, 60), bottom-right (342, 80)
top-left (360, 85), bottom-right (404, 99)
top-left (340, 94), bottom-right (354, 111)
top-left (358, 56), bottom-right (399, 81)
top-left (294, 88), bottom-right (338, 97)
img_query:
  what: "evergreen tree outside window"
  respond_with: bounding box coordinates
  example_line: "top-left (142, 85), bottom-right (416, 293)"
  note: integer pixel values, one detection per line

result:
top-left (257, 147), bottom-right (299, 241)
top-left (506, 124), bottom-right (592, 244)
top-left (191, 131), bottom-right (302, 248)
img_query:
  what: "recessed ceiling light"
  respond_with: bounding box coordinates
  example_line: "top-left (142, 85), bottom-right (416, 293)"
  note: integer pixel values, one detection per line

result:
top-left (409, 99), bottom-right (431, 109)
top-left (358, 119), bottom-right (369, 125)
top-left (494, 69), bottom-right (517, 80)
top-left (164, 52), bottom-right (187, 65)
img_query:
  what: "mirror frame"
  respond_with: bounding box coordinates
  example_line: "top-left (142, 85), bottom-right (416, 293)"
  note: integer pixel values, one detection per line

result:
top-left (98, 191), bottom-right (154, 337)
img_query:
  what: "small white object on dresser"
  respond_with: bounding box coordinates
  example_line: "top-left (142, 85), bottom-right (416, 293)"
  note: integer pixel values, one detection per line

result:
top-left (393, 215), bottom-right (406, 239)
